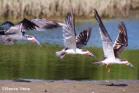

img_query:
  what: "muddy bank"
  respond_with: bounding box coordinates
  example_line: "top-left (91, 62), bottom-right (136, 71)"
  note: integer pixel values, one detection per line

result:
top-left (0, 0), bottom-right (139, 20)
top-left (0, 80), bottom-right (138, 93)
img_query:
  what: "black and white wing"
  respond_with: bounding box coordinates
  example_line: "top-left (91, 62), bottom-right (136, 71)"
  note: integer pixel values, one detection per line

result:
top-left (0, 21), bottom-right (14, 31)
top-left (94, 9), bottom-right (115, 58)
top-left (76, 28), bottom-right (91, 48)
top-left (63, 12), bottom-right (76, 49)
top-left (18, 18), bottom-right (39, 30)
top-left (31, 18), bottom-right (61, 29)
top-left (5, 18), bottom-right (39, 35)
top-left (113, 22), bottom-right (128, 58)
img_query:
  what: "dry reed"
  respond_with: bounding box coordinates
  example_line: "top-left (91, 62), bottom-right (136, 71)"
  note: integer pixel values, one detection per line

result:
top-left (0, 0), bottom-right (139, 20)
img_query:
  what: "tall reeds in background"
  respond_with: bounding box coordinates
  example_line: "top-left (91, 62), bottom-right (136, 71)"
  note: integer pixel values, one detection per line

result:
top-left (0, 0), bottom-right (139, 20)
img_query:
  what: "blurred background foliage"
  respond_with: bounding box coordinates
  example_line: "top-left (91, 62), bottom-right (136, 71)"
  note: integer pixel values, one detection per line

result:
top-left (0, 0), bottom-right (139, 21)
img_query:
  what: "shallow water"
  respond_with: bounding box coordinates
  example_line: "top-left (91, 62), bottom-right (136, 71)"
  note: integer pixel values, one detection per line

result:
top-left (29, 19), bottom-right (139, 49)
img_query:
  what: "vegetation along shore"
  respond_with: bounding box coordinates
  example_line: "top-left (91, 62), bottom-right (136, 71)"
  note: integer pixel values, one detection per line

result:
top-left (0, 0), bottom-right (139, 21)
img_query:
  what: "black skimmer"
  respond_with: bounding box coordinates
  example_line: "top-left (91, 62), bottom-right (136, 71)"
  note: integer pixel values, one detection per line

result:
top-left (56, 11), bottom-right (94, 59)
top-left (0, 18), bottom-right (40, 45)
top-left (93, 9), bottom-right (133, 72)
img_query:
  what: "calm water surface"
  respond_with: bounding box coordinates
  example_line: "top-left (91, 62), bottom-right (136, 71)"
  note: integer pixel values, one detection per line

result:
top-left (29, 19), bottom-right (139, 49)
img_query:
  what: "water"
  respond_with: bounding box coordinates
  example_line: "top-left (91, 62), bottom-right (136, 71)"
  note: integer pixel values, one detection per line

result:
top-left (29, 19), bottom-right (139, 49)
top-left (0, 19), bottom-right (139, 80)
top-left (0, 45), bottom-right (138, 80)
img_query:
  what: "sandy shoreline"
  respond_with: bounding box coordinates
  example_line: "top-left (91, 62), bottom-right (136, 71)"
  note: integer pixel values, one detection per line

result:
top-left (0, 80), bottom-right (138, 93)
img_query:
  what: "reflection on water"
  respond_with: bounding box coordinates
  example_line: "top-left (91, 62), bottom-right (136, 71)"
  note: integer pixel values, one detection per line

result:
top-left (29, 19), bottom-right (139, 49)
top-left (0, 45), bottom-right (138, 80)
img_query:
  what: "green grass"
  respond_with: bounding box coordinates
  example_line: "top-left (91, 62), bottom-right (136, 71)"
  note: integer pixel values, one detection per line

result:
top-left (0, 44), bottom-right (138, 80)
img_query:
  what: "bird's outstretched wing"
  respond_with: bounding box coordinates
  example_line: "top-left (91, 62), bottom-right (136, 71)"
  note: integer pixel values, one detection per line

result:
top-left (0, 21), bottom-right (14, 31)
top-left (5, 18), bottom-right (39, 35)
top-left (76, 28), bottom-right (91, 48)
top-left (63, 12), bottom-right (76, 49)
top-left (94, 9), bottom-right (115, 58)
top-left (113, 22), bottom-right (128, 58)
top-left (31, 19), bottom-right (61, 29)
top-left (18, 18), bottom-right (39, 30)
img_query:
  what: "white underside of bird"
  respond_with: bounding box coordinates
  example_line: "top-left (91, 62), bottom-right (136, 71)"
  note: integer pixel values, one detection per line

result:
top-left (56, 48), bottom-right (93, 59)
top-left (95, 57), bottom-right (130, 65)
top-left (65, 48), bottom-right (88, 54)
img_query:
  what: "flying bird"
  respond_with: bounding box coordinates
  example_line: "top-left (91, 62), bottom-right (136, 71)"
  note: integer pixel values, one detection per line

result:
top-left (56, 12), bottom-right (94, 59)
top-left (0, 17), bottom-right (63, 45)
top-left (0, 18), bottom-right (61, 32)
top-left (93, 9), bottom-right (133, 72)
top-left (0, 18), bottom-right (40, 45)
